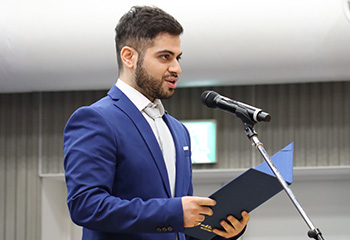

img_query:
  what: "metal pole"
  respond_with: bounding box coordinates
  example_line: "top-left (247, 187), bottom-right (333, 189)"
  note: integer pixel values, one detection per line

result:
top-left (250, 135), bottom-right (324, 240)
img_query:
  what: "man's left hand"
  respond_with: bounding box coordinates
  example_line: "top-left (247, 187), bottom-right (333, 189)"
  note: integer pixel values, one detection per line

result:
top-left (212, 211), bottom-right (250, 239)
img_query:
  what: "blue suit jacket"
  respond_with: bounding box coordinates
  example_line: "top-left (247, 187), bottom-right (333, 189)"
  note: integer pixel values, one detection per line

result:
top-left (64, 85), bottom-right (193, 240)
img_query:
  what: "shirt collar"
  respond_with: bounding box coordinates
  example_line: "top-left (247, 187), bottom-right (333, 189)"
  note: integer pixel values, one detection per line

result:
top-left (115, 79), bottom-right (165, 116)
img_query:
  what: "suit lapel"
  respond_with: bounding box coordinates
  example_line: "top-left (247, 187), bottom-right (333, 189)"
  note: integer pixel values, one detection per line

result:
top-left (108, 86), bottom-right (172, 197)
top-left (163, 114), bottom-right (186, 197)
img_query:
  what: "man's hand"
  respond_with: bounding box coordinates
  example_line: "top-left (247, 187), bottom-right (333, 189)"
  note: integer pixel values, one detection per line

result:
top-left (181, 196), bottom-right (216, 228)
top-left (212, 211), bottom-right (250, 239)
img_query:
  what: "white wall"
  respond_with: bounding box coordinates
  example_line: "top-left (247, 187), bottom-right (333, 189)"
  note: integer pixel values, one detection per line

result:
top-left (42, 167), bottom-right (350, 240)
top-left (41, 177), bottom-right (82, 240)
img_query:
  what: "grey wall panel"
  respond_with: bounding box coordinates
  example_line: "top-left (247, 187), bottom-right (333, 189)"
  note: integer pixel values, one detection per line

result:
top-left (0, 95), bottom-right (5, 240)
top-left (40, 90), bottom-right (105, 174)
top-left (341, 83), bottom-right (350, 165)
top-left (254, 82), bottom-right (350, 167)
top-left (0, 93), bottom-right (41, 240)
top-left (38, 81), bottom-right (350, 173)
top-left (164, 83), bottom-right (350, 169)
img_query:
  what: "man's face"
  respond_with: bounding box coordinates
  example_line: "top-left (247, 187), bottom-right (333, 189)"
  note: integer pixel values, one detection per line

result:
top-left (134, 33), bottom-right (182, 101)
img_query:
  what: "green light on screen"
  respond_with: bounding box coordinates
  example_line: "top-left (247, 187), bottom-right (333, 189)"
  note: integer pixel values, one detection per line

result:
top-left (182, 121), bottom-right (216, 164)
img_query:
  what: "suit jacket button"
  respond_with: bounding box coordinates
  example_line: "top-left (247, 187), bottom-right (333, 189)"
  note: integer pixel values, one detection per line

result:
top-left (162, 227), bottom-right (168, 232)
top-left (156, 227), bottom-right (162, 233)
top-left (167, 226), bottom-right (173, 232)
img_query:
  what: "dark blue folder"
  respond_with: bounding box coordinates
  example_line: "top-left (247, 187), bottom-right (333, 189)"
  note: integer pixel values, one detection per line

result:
top-left (183, 142), bottom-right (294, 240)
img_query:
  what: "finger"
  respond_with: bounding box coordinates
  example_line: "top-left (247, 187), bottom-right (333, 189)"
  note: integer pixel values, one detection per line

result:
top-left (199, 206), bottom-right (214, 216)
top-left (221, 219), bottom-right (236, 233)
top-left (240, 211), bottom-right (250, 224)
top-left (196, 197), bottom-right (216, 206)
top-left (212, 213), bottom-right (250, 238)
top-left (227, 215), bottom-right (247, 233)
top-left (226, 212), bottom-right (250, 228)
top-left (212, 220), bottom-right (236, 239)
top-left (227, 215), bottom-right (240, 228)
top-left (226, 212), bottom-right (250, 232)
top-left (198, 215), bottom-right (205, 222)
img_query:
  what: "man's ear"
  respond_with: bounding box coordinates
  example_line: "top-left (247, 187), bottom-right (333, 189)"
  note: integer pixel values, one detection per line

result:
top-left (120, 46), bottom-right (138, 70)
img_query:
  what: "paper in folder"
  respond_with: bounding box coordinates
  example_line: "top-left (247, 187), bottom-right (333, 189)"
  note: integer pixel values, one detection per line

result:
top-left (183, 142), bottom-right (294, 240)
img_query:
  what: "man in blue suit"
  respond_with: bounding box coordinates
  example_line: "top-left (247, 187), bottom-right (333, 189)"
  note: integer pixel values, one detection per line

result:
top-left (64, 6), bottom-right (249, 240)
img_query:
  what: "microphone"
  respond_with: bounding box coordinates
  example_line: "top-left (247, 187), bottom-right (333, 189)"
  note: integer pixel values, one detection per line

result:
top-left (201, 90), bottom-right (271, 123)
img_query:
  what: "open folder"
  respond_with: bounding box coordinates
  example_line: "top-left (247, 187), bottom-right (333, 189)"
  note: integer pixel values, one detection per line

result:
top-left (183, 142), bottom-right (294, 240)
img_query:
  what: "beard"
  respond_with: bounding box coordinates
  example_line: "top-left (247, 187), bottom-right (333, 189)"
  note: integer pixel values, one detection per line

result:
top-left (135, 57), bottom-right (175, 100)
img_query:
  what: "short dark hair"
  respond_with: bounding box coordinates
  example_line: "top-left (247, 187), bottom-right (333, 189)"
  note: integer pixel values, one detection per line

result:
top-left (115, 6), bottom-right (183, 72)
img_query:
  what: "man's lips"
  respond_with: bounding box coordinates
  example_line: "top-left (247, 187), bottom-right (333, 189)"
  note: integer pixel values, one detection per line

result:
top-left (165, 77), bottom-right (178, 88)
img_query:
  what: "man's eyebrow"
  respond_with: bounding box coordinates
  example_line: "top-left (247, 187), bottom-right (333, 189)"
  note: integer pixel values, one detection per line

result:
top-left (156, 50), bottom-right (183, 58)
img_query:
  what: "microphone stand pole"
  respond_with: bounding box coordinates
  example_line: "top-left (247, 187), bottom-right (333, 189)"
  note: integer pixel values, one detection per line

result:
top-left (235, 108), bottom-right (325, 240)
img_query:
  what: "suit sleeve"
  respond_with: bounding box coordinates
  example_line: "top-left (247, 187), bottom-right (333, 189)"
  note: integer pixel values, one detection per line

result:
top-left (64, 106), bottom-right (184, 233)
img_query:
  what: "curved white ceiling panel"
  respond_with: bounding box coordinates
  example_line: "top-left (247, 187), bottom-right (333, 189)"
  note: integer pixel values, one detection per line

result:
top-left (1, 0), bottom-right (350, 93)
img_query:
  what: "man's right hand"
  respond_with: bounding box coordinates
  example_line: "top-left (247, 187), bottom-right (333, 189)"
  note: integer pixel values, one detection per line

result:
top-left (181, 196), bottom-right (216, 228)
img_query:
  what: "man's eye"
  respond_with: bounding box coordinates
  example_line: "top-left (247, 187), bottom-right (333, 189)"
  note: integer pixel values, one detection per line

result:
top-left (161, 55), bottom-right (170, 60)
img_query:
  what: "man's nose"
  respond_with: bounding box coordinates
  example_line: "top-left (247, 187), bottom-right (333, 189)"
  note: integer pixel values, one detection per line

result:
top-left (169, 59), bottom-right (182, 75)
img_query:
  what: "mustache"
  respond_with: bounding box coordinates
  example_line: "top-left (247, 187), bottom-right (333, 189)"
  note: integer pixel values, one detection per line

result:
top-left (164, 73), bottom-right (178, 79)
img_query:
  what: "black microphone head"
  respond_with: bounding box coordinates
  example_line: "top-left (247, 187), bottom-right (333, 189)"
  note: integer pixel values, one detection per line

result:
top-left (201, 91), bottom-right (219, 108)
top-left (258, 111), bottom-right (271, 122)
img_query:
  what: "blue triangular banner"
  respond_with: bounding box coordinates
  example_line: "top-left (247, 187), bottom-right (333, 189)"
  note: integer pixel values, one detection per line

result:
top-left (255, 142), bottom-right (294, 184)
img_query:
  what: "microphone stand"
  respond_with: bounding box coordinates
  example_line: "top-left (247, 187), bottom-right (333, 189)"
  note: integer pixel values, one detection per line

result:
top-left (234, 108), bottom-right (325, 240)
